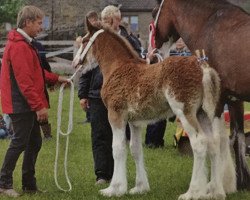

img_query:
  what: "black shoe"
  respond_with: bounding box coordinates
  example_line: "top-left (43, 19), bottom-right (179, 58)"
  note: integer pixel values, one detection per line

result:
top-left (22, 188), bottom-right (46, 194)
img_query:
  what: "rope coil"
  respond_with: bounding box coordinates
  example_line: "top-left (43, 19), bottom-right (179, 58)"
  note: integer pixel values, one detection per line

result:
top-left (54, 81), bottom-right (74, 192)
top-left (54, 29), bottom-right (105, 192)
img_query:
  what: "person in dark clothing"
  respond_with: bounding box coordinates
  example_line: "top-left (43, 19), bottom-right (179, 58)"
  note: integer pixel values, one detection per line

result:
top-left (78, 66), bottom-right (113, 185)
top-left (0, 6), bottom-right (68, 197)
top-left (78, 10), bottom-right (112, 185)
top-left (78, 6), bottom-right (141, 185)
top-left (145, 120), bottom-right (167, 148)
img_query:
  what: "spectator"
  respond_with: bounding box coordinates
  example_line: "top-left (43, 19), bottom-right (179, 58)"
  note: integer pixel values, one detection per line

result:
top-left (77, 11), bottom-right (99, 124)
top-left (170, 38), bottom-right (191, 56)
top-left (78, 6), bottom-right (141, 185)
top-left (78, 10), bottom-right (111, 185)
top-left (0, 6), bottom-right (68, 197)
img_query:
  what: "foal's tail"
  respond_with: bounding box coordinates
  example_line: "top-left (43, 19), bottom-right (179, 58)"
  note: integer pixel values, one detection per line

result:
top-left (201, 64), bottom-right (221, 121)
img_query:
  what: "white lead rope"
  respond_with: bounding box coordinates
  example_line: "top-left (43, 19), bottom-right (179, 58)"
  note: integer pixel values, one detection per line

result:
top-left (54, 81), bottom-right (74, 192)
top-left (54, 29), bottom-right (104, 192)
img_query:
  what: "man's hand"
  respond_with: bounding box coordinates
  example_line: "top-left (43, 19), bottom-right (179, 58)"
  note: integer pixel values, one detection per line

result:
top-left (36, 108), bottom-right (48, 123)
top-left (146, 48), bottom-right (157, 64)
top-left (80, 99), bottom-right (89, 111)
top-left (58, 76), bottom-right (70, 83)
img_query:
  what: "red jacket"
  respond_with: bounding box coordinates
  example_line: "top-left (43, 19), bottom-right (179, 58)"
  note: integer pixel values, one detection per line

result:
top-left (0, 29), bottom-right (59, 114)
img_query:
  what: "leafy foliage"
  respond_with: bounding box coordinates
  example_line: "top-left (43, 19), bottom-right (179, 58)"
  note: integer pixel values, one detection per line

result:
top-left (0, 0), bottom-right (26, 24)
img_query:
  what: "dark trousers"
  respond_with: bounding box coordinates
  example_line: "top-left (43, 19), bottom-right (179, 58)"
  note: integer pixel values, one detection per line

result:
top-left (89, 98), bottom-right (113, 181)
top-left (145, 119), bottom-right (167, 147)
top-left (0, 112), bottom-right (42, 189)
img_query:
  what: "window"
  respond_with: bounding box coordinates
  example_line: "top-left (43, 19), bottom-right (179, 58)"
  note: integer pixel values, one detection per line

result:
top-left (122, 16), bottom-right (138, 33)
top-left (43, 16), bottom-right (50, 30)
top-left (130, 16), bottom-right (138, 32)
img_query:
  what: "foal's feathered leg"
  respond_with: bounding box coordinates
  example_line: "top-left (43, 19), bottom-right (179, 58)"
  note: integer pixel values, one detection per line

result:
top-left (165, 99), bottom-right (208, 199)
top-left (99, 112), bottom-right (127, 197)
top-left (214, 115), bottom-right (236, 194)
top-left (128, 123), bottom-right (150, 194)
top-left (177, 113), bottom-right (208, 200)
top-left (205, 116), bottom-right (226, 199)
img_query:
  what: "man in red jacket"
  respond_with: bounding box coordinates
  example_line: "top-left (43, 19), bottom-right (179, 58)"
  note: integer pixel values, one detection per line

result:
top-left (0, 6), bottom-right (68, 197)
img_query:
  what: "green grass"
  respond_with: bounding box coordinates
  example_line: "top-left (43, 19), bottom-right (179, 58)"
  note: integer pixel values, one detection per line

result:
top-left (0, 88), bottom-right (250, 199)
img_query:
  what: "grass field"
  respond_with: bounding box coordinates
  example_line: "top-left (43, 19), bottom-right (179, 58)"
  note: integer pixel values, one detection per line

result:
top-left (0, 88), bottom-right (250, 199)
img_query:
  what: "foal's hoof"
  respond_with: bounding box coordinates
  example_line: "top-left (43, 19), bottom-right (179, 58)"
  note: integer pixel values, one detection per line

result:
top-left (178, 193), bottom-right (191, 200)
top-left (206, 193), bottom-right (226, 200)
top-left (206, 182), bottom-right (226, 200)
top-left (178, 191), bottom-right (207, 200)
top-left (99, 186), bottom-right (127, 197)
top-left (129, 185), bottom-right (150, 195)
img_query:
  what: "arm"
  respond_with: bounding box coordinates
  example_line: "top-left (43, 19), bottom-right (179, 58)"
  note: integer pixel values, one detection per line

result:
top-left (78, 71), bottom-right (92, 110)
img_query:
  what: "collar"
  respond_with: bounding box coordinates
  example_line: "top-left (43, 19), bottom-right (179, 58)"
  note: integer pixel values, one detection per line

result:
top-left (17, 28), bottom-right (33, 43)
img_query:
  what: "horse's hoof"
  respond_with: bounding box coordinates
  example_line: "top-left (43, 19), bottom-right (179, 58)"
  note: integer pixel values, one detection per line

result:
top-left (206, 182), bottom-right (226, 199)
top-left (99, 186), bottom-right (127, 197)
top-left (178, 191), bottom-right (208, 200)
top-left (178, 192), bottom-right (193, 200)
top-left (129, 185), bottom-right (150, 195)
top-left (204, 193), bottom-right (226, 200)
top-left (223, 181), bottom-right (236, 194)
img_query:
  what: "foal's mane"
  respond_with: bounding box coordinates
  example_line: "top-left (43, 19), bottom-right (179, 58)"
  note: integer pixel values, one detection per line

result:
top-left (100, 24), bottom-right (144, 62)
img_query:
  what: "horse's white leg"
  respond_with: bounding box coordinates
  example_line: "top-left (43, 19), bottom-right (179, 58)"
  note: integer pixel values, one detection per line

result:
top-left (165, 93), bottom-right (208, 200)
top-left (128, 123), bottom-right (150, 195)
top-left (176, 113), bottom-right (208, 200)
top-left (99, 117), bottom-right (127, 197)
top-left (204, 116), bottom-right (225, 200)
top-left (214, 116), bottom-right (236, 194)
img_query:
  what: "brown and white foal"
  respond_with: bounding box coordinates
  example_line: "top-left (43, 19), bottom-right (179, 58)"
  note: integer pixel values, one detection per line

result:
top-left (73, 21), bottom-right (235, 200)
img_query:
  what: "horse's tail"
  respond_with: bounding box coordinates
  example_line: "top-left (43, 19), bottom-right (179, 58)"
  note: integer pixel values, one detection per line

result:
top-left (201, 64), bottom-right (221, 121)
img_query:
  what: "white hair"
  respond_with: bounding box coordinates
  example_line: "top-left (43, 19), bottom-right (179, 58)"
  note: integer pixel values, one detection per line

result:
top-left (101, 5), bottom-right (121, 21)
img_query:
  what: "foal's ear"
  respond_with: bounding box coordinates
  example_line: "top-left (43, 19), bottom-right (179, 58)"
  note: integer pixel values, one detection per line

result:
top-left (86, 17), bottom-right (99, 34)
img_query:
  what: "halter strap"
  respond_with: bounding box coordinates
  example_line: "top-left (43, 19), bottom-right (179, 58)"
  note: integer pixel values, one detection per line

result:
top-left (79, 29), bottom-right (104, 62)
top-left (69, 29), bottom-right (104, 81)
top-left (148, 0), bottom-right (165, 52)
top-left (154, 0), bottom-right (165, 27)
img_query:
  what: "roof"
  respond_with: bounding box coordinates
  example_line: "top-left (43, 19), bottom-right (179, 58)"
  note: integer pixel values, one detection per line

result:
top-left (117, 0), bottom-right (157, 12)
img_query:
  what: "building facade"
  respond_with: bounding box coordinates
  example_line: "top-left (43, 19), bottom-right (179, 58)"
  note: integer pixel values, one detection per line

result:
top-left (25, 0), bottom-right (250, 48)
top-left (25, 0), bottom-right (156, 48)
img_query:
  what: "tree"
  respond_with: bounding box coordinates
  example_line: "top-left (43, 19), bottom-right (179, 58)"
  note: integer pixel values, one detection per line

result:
top-left (0, 0), bottom-right (26, 24)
